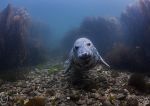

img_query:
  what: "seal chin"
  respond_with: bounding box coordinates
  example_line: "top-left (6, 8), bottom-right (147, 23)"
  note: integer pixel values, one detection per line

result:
top-left (79, 57), bottom-right (91, 64)
top-left (84, 59), bottom-right (90, 64)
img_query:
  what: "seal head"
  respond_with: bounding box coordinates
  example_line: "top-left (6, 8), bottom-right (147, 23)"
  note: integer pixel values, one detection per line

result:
top-left (73, 38), bottom-right (94, 66)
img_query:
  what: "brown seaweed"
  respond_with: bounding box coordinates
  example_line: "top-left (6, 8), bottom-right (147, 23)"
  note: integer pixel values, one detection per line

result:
top-left (0, 4), bottom-right (51, 70)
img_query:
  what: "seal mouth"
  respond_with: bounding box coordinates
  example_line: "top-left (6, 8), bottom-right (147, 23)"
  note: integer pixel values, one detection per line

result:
top-left (79, 53), bottom-right (91, 60)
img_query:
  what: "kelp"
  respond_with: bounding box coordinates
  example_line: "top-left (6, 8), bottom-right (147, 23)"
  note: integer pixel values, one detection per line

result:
top-left (0, 4), bottom-right (51, 70)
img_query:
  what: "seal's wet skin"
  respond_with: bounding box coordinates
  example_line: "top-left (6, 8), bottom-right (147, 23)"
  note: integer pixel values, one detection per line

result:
top-left (64, 37), bottom-right (110, 87)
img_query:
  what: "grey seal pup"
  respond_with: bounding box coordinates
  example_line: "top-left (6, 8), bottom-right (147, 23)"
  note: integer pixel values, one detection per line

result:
top-left (64, 37), bottom-right (110, 73)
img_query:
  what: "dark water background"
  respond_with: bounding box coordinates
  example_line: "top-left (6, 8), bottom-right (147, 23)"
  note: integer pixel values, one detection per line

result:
top-left (0, 0), bottom-right (134, 45)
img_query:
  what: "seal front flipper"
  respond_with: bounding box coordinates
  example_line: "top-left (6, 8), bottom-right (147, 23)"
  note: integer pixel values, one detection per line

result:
top-left (64, 49), bottom-right (73, 73)
top-left (99, 55), bottom-right (110, 68)
top-left (97, 52), bottom-right (110, 68)
top-left (64, 59), bottom-right (72, 73)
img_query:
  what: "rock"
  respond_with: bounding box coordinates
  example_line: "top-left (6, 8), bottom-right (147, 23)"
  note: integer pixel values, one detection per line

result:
top-left (24, 96), bottom-right (46, 106)
top-left (117, 93), bottom-right (126, 100)
top-left (76, 99), bottom-right (86, 105)
top-left (0, 92), bottom-right (9, 105)
top-left (69, 91), bottom-right (80, 101)
top-left (98, 96), bottom-right (106, 103)
top-left (111, 71), bottom-right (119, 78)
top-left (90, 93), bottom-right (100, 99)
top-left (66, 97), bottom-right (70, 100)
top-left (46, 89), bottom-right (55, 96)
top-left (146, 104), bottom-right (150, 106)
top-left (22, 88), bottom-right (33, 94)
top-left (91, 89), bottom-right (97, 93)
top-left (123, 89), bottom-right (129, 95)
top-left (126, 97), bottom-right (139, 106)
top-left (128, 74), bottom-right (147, 91)
top-left (86, 98), bottom-right (94, 105)
top-left (102, 100), bottom-right (113, 106)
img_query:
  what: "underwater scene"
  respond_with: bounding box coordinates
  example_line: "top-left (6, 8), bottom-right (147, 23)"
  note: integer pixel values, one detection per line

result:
top-left (0, 0), bottom-right (150, 105)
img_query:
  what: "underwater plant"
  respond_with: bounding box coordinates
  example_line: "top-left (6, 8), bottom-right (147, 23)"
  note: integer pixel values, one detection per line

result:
top-left (118, 0), bottom-right (150, 71)
top-left (0, 4), bottom-right (30, 69)
top-left (106, 42), bottom-right (148, 71)
top-left (0, 4), bottom-right (52, 70)
top-left (62, 16), bottom-right (122, 55)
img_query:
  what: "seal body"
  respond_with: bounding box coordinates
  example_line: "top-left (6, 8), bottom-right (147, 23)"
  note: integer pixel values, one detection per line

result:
top-left (65, 37), bottom-right (109, 73)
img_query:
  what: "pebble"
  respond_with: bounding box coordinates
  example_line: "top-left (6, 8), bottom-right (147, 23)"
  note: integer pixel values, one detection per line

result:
top-left (117, 93), bottom-right (126, 100)
top-left (66, 97), bottom-right (70, 100)
top-left (102, 100), bottom-right (113, 106)
top-left (76, 99), bottom-right (86, 105)
top-left (126, 97), bottom-right (139, 106)
top-left (123, 89), bottom-right (129, 95)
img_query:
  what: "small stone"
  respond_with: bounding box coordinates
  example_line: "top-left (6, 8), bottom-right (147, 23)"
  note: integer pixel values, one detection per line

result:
top-left (90, 93), bottom-right (100, 99)
top-left (46, 89), bottom-right (55, 96)
top-left (117, 93), bottom-right (126, 100)
top-left (126, 97), bottom-right (139, 106)
top-left (86, 99), bottom-right (93, 105)
top-left (16, 81), bottom-right (23, 87)
top-left (22, 88), bottom-right (32, 94)
top-left (76, 99), bottom-right (86, 105)
top-left (98, 96), bottom-right (106, 102)
top-left (70, 93), bottom-right (80, 101)
top-left (91, 89), bottom-right (97, 93)
top-left (102, 100), bottom-right (113, 106)
top-left (123, 89), bottom-right (129, 95)
top-left (67, 97), bottom-right (70, 100)
top-left (94, 93), bottom-right (100, 99)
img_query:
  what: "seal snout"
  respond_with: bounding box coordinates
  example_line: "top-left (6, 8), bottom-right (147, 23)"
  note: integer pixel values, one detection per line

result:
top-left (79, 52), bottom-right (91, 60)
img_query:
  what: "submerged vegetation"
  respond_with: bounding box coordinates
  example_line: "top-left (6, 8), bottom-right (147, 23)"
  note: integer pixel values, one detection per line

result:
top-left (62, 0), bottom-right (150, 73)
top-left (48, 64), bottom-right (64, 74)
top-left (0, 4), bottom-right (51, 70)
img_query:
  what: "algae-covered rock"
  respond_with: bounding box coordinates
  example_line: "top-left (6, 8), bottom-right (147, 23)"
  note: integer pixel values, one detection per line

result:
top-left (126, 97), bottom-right (139, 106)
top-left (24, 96), bottom-right (45, 106)
top-left (128, 74), bottom-right (147, 91)
top-left (48, 64), bottom-right (63, 74)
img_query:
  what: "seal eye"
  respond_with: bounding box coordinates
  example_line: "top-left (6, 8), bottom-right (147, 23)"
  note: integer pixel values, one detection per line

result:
top-left (75, 46), bottom-right (79, 50)
top-left (87, 43), bottom-right (91, 46)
